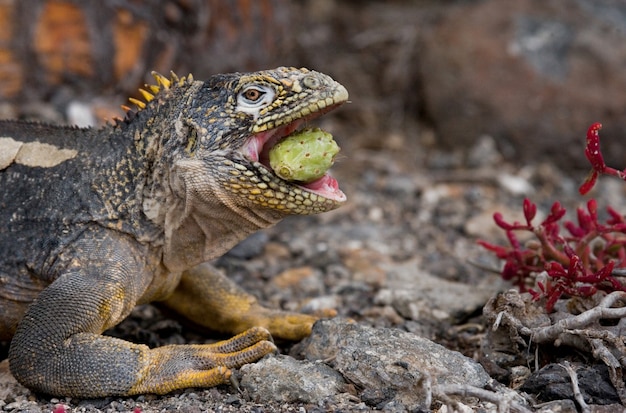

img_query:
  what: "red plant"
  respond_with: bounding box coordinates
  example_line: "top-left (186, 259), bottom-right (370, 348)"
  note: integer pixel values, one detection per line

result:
top-left (580, 122), bottom-right (626, 194)
top-left (479, 123), bottom-right (626, 311)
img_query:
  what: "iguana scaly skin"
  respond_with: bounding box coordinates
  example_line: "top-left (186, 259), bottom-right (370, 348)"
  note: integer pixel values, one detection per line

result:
top-left (0, 67), bottom-right (348, 397)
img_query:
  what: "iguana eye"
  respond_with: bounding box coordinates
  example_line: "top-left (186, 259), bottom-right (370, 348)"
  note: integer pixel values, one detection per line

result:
top-left (238, 85), bottom-right (275, 105)
top-left (236, 85), bottom-right (276, 117)
top-left (243, 88), bottom-right (262, 101)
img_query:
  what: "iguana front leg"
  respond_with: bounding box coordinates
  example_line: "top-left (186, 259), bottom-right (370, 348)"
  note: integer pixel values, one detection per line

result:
top-left (161, 262), bottom-right (336, 341)
top-left (8, 232), bottom-right (276, 398)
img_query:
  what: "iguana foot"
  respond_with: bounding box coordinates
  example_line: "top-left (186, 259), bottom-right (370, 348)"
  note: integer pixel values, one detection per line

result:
top-left (244, 307), bottom-right (337, 341)
top-left (162, 263), bottom-right (337, 341)
top-left (130, 326), bottom-right (276, 395)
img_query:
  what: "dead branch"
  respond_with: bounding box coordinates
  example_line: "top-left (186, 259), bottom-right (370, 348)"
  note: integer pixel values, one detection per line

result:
top-left (484, 290), bottom-right (626, 407)
top-left (435, 383), bottom-right (532, 413)
top-left (589, 338), bottom-right (626, 405)
top-left (560, 361), bottom-right (590, 413)
top-left (530, 292), bottom-right (626, 343)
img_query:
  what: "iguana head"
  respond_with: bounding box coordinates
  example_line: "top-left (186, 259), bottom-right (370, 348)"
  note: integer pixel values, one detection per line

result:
top-left (138, 67), bottom-right (348, 218)
top-left (128, 68), bottom-right (349, 265)
top-left (231, 67), bottom-right (348, 213)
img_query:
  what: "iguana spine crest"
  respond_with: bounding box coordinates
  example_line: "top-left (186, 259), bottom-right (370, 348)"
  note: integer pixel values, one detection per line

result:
top-left (125, 71), bottom-right (194, 112)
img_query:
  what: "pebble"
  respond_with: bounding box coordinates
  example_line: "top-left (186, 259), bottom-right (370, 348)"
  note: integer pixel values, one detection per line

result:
top-left (240, 355), bottom-right (346, 404)
top-left (466, 135), bottom-right (502, 168)
top-left (496, 173), bottom-right (534, 195)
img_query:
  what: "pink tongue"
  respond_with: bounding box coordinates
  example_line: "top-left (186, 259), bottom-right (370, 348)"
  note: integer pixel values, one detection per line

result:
top-left (299, 174), bottom-right (346, 202)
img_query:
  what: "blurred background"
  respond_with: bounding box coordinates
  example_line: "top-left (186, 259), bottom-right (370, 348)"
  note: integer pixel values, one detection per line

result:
top-left (2, 0), bottom-right (626, 172)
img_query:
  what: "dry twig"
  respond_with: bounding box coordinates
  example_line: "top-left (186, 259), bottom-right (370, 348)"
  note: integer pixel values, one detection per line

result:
top-left (434, 383), bottom-right (532, 413)
top-left (530, 292), bottom-right (626, 344)
top-left (490, 291), bottom-right (626, 406)
top-left (560, 361), bottom-right (590, 413)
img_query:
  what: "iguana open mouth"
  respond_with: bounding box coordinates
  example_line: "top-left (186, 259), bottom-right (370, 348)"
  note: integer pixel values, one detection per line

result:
top-left (243, 119), bottom-right (346, 203)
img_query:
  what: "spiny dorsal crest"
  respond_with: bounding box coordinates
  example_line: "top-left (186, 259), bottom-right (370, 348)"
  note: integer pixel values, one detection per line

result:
top-left (121, 71), bottom-right (195, 113)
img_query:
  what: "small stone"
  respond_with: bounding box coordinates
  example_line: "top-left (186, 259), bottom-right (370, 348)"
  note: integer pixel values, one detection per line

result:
top-left (224, 394), bottom-right (242, 406)
top-left (272, 266), bottom-right (317, 289)
top-left (340, 247), bottom-right (388, 287)
top-left (240, 355), bottom-right (346, 404)
top-left (466, 135), bottom-right (502, 168)
top-left (497, 173), bottom-right (533, 195)
top-left (300, 294), bottom-right (341, 314)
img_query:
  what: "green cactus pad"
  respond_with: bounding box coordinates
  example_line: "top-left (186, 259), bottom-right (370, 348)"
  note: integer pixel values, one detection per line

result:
top-left (269, 128), bottom-right (340, 183)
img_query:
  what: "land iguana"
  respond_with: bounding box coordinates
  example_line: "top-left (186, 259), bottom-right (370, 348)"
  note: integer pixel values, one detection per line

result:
top-left (0, 67), bottom-right (348, 397)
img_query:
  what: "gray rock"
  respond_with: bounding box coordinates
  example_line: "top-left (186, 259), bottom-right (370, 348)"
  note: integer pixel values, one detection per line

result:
top-left (297, 319), bottom-right (490, 410)
top-left (374, 259), bottom-right (502, 323)
top-left (239, 355), bottom-right (346, 404)
top-left (520, 363), bottom-right (621, 405)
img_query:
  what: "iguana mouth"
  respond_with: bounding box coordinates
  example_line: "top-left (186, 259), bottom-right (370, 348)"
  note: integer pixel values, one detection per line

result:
top-left (243, 119), bottom-right (346, 203)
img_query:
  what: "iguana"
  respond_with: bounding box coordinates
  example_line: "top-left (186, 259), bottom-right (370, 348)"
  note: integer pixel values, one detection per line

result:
top-left (0, 67), bottom-right (348, 398)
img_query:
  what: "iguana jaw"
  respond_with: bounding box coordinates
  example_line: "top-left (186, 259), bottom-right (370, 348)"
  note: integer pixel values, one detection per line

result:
top-left (242, 116), bottom-right (346, 204)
